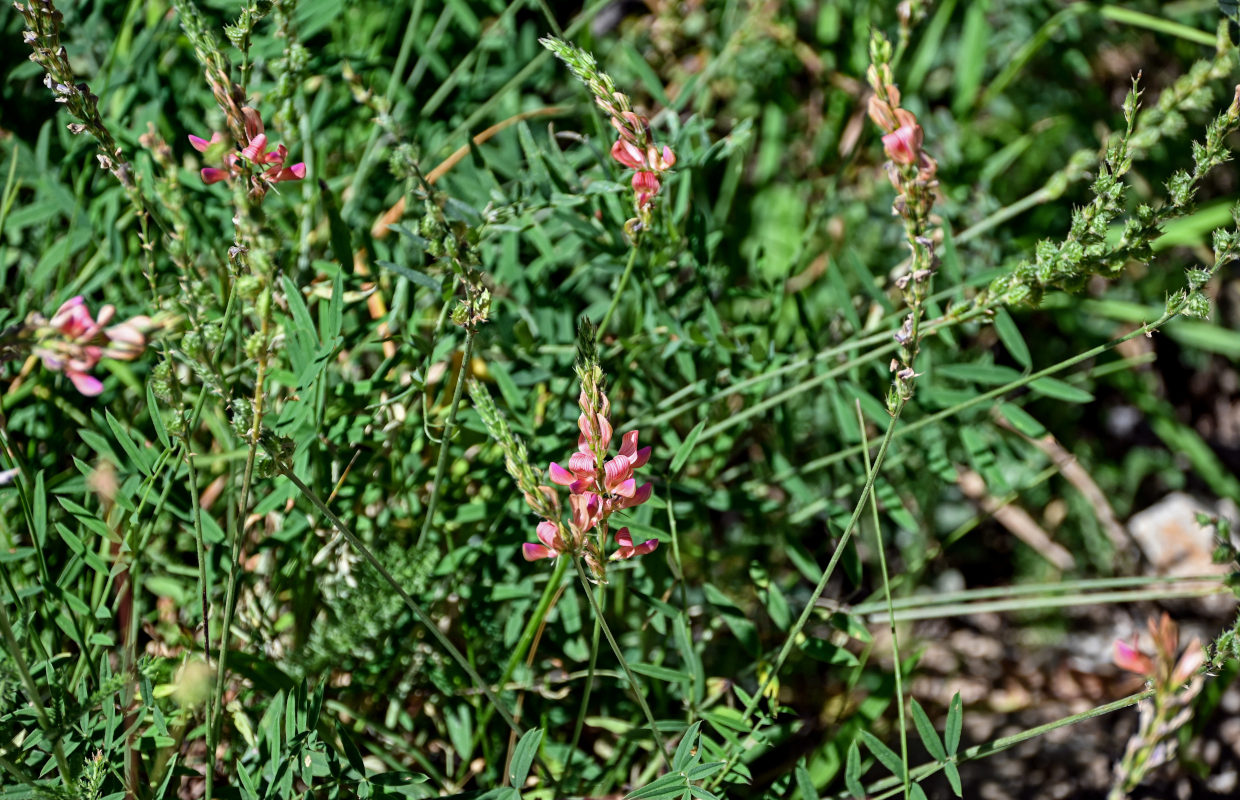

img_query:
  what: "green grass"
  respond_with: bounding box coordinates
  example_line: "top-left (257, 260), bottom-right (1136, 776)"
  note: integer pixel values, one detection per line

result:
top-left (1, 1), bottom-right (1240, 798)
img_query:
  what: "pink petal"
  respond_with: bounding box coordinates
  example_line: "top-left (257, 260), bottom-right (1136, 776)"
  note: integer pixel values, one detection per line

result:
top-left (632, 538), bottom-right (658, 556)
top-left (67, 370), bottom-right (103, 396)
top-left (536, 520), bottom-right (559, 550)
top-left (1114, 639), bottom-right (1154, 676)
top-left (522, 543), bottom-right (554, 561)
top-left (618, 430), bottom-right (640, 458)
top-left (610, 477), bottom-right (636, 498)
top-left (241, 133), bottom-right (268, 163)
top-left (201, 167), bottom-right (230, 184)
top-left (548, 462), bottom-right (576, 486)
top-left (882, 124), bottom-right (922, 166)
top-left (188, 133), bottom-right (218, 152)
top-left (242, 106), bottom-right (265, 140)
top-left (632, 170), bottom-right (660, 194)
top-left (604, 458), bottom-right (633, 492)
top-left (568, 451), bottom-right (596, 477)
top-left (630, 446), bottom-right (651, 470)
top-left (611, 138), bottom-right (645, 170)
top-left (616, 482), bottom-right (652, 510)
top-left (658, 145), bottom-right (676, 169)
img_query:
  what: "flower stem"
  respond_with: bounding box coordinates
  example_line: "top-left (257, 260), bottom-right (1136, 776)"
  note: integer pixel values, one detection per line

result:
top-left (556, 586), bottom-right (603, 797)
top-left (416, 325), bottom-right (476, 549)
top-left (709, 397), bottom-right (906, 788)
top-left (598, 240), bottom-right (641, 334)
top-left (858, 401), bottom-right (910, 799)
top-left (571, 556), bottom-right (671, 771)
top-left (207, 303), bottom-right (271, 795)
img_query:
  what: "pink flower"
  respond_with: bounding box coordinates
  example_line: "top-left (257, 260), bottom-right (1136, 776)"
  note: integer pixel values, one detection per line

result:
top-left (611, 527), bottom-right (658, 560)
top-left (32, 296), bottom-right (151, 396)
top-left (189, 107), bottom-right (305, 190)
top-left (606, 114), bottom-right (675, 222)
top-left (1113, 614), bottom-right (1206, 688)
top-left (882, 123), bottom-right (923, 166)
top-left (522, 520), bottom-right (568, 561)
top-left (1114, 639), bottom-right (1155, 677)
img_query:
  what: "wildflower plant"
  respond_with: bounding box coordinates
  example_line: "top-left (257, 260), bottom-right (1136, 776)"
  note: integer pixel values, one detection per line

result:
top-left (1110, 614), bottom-right (1207, 799)
top-left (8, 2), bottom-right (1240, 799)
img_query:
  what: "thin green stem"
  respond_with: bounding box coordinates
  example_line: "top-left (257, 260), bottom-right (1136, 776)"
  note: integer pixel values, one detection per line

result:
top-left (274, 462), bottom-right (533, 742)
top-left (0, 600), bottom-right (72, 783)
top-left (788, 311), bottom-right (1177, 482)
top-left (186, 445), bottom-right (213, 735)
top-left (557, 589), bottom-right (603, 797)
top-left (416, 325), bottom-right (476, 549)
top-left (858, 402), bottom-right (909, 799)
top-left (856, 690), bottom-right (1153, 800)
top-left (598, 241), bottom-right (642, 335)
top-left (854, 585), bottom-right (1224, 623)
top-left (571, 556), bottom-right (672, 771)
top-left (207, 306), bottom-right (271, 794)
top-left (709, 399), bottom-right (906, 788)
top-left (847, 573), bottom-right (1226, 615)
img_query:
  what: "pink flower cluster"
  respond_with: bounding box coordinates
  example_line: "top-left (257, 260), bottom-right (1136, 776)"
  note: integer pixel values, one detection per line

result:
top-left (1113, 612), bottom-right (1204, 688)
top-left (523, 389), bottom-right (657, 565)
top-left (609, 111), bottom-right (676, 220)
top-left (32, 296), bottom-right (150, 396)
top-left (866, 64), bottom-right (938, 208)
top-left (189, 107), bottom-right (305, 190)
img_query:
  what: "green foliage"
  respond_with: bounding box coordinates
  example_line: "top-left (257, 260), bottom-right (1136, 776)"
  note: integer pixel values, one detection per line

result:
top-left (3, 0), bottom-right (1240, 798)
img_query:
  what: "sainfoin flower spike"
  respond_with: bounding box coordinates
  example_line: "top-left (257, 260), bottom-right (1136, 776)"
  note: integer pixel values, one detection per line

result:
top-left (189, 107), bottom-right (305, 194)
top-left (521, 337), bottom-right (658, 578)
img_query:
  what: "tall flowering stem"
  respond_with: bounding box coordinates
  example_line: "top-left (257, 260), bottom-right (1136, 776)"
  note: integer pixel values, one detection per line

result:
top-left (867, 32), bottom-right (940, 411)
top-left (1109, 614), bottom-right (1206, 799)
top-left (540, 36), bottom-right (676, 236)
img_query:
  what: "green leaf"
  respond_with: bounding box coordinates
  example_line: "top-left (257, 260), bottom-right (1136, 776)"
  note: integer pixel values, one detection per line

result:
top-left (509, 727), bottom-right (543, 786)
top-left (911, 783), bottom-right (929, 800)
top-left (631, 662), bottom-right (691, 683)
top-left (673, 721), bottom-right (702, 771)
top-left (146, 382), bottom-right (171, 451)
top-left (859, 730), bottom-right (905, 781)
top-left (801, 636), bottom-right (859, 666)
top-left (996, 402), bottom-right (1046, 437)
top-left (319, 179), bottom-right (354, 269)
top-left (945, 692), bottom-right (963, 755)
top-left (1029, 376), bottom-right (1093, 403)
top-left (670, 419), bottom-right (706, 475)
top-left (845, 739), bottom-right (865, 799)
top-left (794, 760), bottom-right (819, 800)
top-left (937, 362), bottom-right (1023, 385)
top-left (945, 760), bottom-right (963, 797)
top-left (992, 308), bottom-right (1031, 369)
top-left (953, 0), bottom-right (992, 115)
top-left (375, 259), bottom-right (442, 292)
top-left (910, 699), bottom-right (946, 761)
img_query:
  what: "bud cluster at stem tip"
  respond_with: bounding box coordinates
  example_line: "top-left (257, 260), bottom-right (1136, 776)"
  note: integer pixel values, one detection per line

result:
top-left (540, 35), bottom-right (676, 237)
